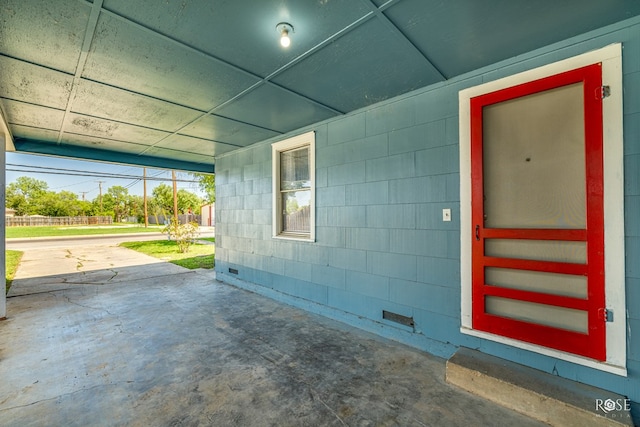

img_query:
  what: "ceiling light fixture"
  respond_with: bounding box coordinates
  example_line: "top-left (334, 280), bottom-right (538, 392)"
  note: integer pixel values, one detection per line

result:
top-left (276, 22), bottom-right (294, 48)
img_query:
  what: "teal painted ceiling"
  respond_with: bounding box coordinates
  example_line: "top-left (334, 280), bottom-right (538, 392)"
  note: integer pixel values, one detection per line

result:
top-left (1, 0), bottom-right (639, 172)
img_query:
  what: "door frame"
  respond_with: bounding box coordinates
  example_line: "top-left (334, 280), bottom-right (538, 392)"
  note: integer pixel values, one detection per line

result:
top-left (459, 44), bottom-right (626, 375)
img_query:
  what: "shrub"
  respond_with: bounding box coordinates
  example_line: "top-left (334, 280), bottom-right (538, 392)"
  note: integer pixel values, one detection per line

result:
top-left (162, 220), bottom-right (200, 253)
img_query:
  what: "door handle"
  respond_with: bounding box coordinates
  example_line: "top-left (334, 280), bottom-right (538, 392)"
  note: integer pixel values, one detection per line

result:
top-left (475, 225), bottom-right (480, 241)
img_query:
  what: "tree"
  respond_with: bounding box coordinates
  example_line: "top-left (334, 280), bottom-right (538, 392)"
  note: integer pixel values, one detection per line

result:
top-left (191, 173), bottom-right (215, 203)
top-left (151, 184), bottom-right (202, 218)
top-left (103, 186), bottom-right (131, 222)
top-left (6, 177), bottom-right (48, 215)
top-left (151, 184), bottom-right (174, 216)
top-left (36, 191), bottom-right (82, 217)
top-left (177, 189), bottom-right (201, 215)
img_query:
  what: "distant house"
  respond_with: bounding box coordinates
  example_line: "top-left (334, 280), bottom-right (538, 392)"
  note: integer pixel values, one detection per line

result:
top-left (200, 203), bottom-right (214, 227)
top-left (5, 208), bottom-right (15, 217)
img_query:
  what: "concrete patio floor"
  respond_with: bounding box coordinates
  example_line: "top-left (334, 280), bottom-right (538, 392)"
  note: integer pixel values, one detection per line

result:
top-left (0, 244), bottom-right (546, 426)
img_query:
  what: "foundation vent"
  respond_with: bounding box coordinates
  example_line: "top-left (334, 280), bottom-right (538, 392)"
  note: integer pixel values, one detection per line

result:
top-left (382, 310), bottom-right (414, 327)
top-left (228, 268), bottom-right (239, 275)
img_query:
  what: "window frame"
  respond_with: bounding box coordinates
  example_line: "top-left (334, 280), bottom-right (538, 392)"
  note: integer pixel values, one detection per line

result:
top-left (272, 131), bottom-right (316, 242)
top-left (459, 44), bottom-right (626, 375)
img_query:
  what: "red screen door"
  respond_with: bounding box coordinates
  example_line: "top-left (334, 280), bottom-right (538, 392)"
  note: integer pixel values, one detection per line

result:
top-left (470, 63), bottom-right (606, 360)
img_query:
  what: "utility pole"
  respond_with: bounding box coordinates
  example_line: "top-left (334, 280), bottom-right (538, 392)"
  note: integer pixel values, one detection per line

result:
top-left (80, 191), bottom-right (87, 201)
top-left (97, 181), bottom-right (105, 214)
top-left (143, 168), bottom-right (148, 228)
top-left (172, 170), bottom-right (179, 225)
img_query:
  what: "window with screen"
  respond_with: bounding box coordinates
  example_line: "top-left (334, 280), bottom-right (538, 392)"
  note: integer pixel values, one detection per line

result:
top-left (272, 131), bottom-right (315, 241)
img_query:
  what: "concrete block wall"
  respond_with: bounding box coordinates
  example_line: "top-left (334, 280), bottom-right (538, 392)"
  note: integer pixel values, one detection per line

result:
top-left (215, 16), bottom-right (640, 413)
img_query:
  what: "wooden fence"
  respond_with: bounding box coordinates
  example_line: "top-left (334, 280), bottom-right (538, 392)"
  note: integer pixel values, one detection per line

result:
top-left (6, 216), bottom-right (113, 227)
top-left (284, 205), bottom-right (310, 233)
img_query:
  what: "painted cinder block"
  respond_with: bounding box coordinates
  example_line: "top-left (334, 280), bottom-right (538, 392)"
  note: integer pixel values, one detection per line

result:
top-left (327, 287), bottom-right (382, 320)
top-left (366, 152), bottom-right (415, 182)
top-left (314, 124), bottom-right (329, 148)
top-left (319, 134), bottom-right (388, 168)
top-left (345, 227), bottom-right (390, 252)
top-left (389, 175), bottom-right (448, 204)
top-left (417, 257), bottom-right (461, 288)
top-left (235, 180), bottom-right (253, 196)
top-left (252, 239), bottom-right (274, 257)
top-left (415, 145), bottom-right (460, 176)
top-left (390, 229), bottom-right (450, 258)
top-left (328, 161), bottom-right (366, 186)
top-left (326, 205), bottom-right (366, 228)
top-left (389, 278), bottom-right (458, 316)
top-left (252, 209), bottom-right (271, 226)
top-left (316, 167), bottom-right (329, 188)
top-left (243, 162), bottom-right (262, 181)
top-left (243, 193), bottom-right (263, 210)
top-left (625, 154), bottom-right (640, 196)
top-left (624, 71), bottom-right (640, 115)
top-left (254, 177), bottom-right (272, 194)
top-left (346, 270), bottom-right (390, 300)
top-left (624, 112), bottom-right (640, 155)
top-left (329, 247), bottom-right (367, 272)
top-left (366, 204), bottom-right (416, 229)
top-left (626, 278), bottom-right (640, 320)
top-left (295, 280), bottom-right (329, 305)
top-left (366, 98), bottom-right (416, 136)
top-left (311, 264), bottom-right (346, 289)
top-left (627, 237), bottom-right (640, 278)
top-left (367, 251), bottom-right (417, 282)
top-left (317, 186), bottom-right (346, 207)
top-left (315, 226), bottom-right (345, 247)
top-left (446, 230), bottom-right (461, 259)
top-left (412, 309), bottom-right (460, 344)
top-left (445, 117), bottom-right (459, 146)
top-left (270, 274), bottom-right (298, 296)
top-left (317, 144), bottom-right (350, 168)
top-left (328, 112), bottom-right (366, 145)
top-left (283, 259), bottom-right (313, 282)
top-left (263, 256), bottom-right (285, 276)
top-left (272, 239), bottom-right (297, 260)
top-left (416, 203), bottom-right (460, 230)
top-left (389, 120), bottom-right (446, 155)
top-left (295, 245), bottom-right (331, 266)
top-left (345, 181), bottom-right (389, 206)
top-left (628, 318), bottom-right (640, 361)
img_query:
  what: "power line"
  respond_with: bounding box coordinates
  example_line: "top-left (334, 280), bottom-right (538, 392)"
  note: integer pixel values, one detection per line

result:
top-left (6, 167), bottom-right (199, 183)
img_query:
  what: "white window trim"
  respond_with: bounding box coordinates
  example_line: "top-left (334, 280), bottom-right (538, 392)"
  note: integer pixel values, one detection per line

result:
top-left (459, 44), bottom-right (626, 376)
top-left (272, 131), bottom-right (316, 242)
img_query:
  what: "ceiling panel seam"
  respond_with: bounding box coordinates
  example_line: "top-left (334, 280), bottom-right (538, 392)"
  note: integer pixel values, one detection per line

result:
top-left (362, 0), bottom-right (447, 80)
top-left (138, 81), bottom-right (272, 156)
top-left (176, 8), bottom-right (393, 131)
top-left (53, 76), bottom-right (276, 150)
top-left (97, 5), bottom-right (263, 85)
top-left (56, 0), bottom-right (104, 145)
top-left (96, 6), bottom-right (343, 151)
top-left (0, 95), bottom-right (65, 114)
top-left (0, 53), bottom-right (75, 76)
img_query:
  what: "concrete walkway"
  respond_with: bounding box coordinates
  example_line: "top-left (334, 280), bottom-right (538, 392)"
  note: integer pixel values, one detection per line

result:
top-left (1, 243), bottom-right (545, 426)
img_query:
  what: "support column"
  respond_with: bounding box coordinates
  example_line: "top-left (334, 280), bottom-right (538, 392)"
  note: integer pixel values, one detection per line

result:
top-left (0, 135), bottom-right (6, 319)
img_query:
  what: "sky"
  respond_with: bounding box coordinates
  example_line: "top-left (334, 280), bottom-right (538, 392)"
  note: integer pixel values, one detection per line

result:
top-left (5, 152), bottom-right (206, 201)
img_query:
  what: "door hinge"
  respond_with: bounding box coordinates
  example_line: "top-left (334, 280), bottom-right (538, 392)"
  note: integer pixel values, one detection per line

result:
top-left (599, 308), bottom-right (614, 322)
top-left (597, 85), bottom-right (611, 100)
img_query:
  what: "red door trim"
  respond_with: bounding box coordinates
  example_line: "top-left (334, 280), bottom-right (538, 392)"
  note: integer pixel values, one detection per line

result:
top-left (470, 63), bottom-right (605, 361)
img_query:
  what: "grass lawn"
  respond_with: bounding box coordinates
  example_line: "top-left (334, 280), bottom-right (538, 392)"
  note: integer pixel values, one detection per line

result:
top-left (6, 250), bottom-right (23, 294)
top-left (6, 224), bottom-right (164, 239)
top-left (119, 239), bottom-right (215, 270)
